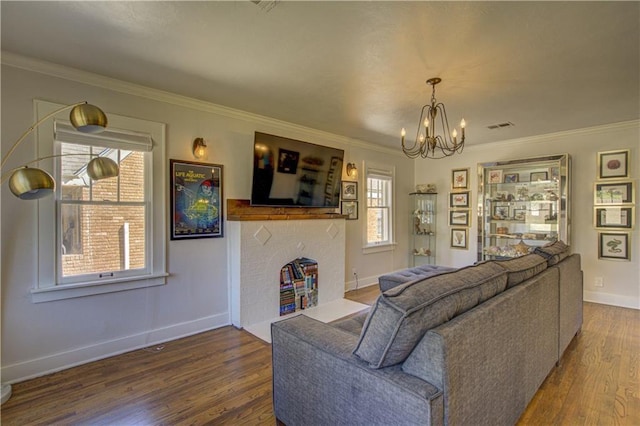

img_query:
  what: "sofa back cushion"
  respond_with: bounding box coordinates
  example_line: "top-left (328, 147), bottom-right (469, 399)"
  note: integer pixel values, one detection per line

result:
top-left (353, 262), bottom-right (507, 368)
top-left (534, 240), bottom-right (570, 266)
top-left (491, 254), bottom-right (548, 288)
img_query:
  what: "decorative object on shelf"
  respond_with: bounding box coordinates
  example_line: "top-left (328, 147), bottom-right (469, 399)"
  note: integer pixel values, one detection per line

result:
top-left (414, 247), bottom-right (432, 256)
top-left (504, 173), bottom-right (519, 183)
top-left (346, 162), bottom-right (358, 178)
top-left (594, 180), bottom-right (634, 205)
top-left (513, 240), bottom-right (531, 256)
top-left (451, 168), bottom-right (469, 189)
top-left (341, 181), bottom-right (357, 200)
top-left (530, 171), bottom-right (548, 182)
top-left (400, 77), bottom-right (466, 159)
top-left (341, 200), bottom-right (358, 219)
top-left (597, 149), bottom-right (629, 179)
top-left (487, 169), bottom-right (503, 184)
top-left (0, 101), bottom-right (116, 200)
top-left (594, 206), bottom-right (635, 230)
top-left (598, 232), bottom-right (630, 261)
top-left (415, 183), bottom-right (437, 193)
top-left (192, 137), bottom-right (207, 159)
top-left (449, 209), bottom-right (470, 227)
top-left (450, 228), bottom-right (468, 249)
top-left (170, 159), bottom-right (223, 239)
top-left (449, 191), bottom-right (470, 208)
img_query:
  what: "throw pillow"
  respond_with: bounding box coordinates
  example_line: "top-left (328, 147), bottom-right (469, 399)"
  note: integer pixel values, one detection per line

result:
top-left (534, 240), bottom-right (569, 266)
top-left (492, 254), bottom-right (548, 288)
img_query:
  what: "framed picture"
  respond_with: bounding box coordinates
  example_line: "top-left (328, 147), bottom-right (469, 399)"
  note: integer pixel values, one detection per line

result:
top-left (597, 149), bottom-right (629, 179)
top-left (594, 206), bottom-right (634, 229)
top-left (449, 209), bottom-right (470, 227)
top-left (487, 169), bottom-right (503, 184)
top-left (341, 181), bottom-right (357, 200)
top-left (503, 173), bottom-right (519, 183)
top-left (549, 166), bottom-right (560, 181)
top-left (277, 148), bottom-right (299, 174)
top-left (341, 201), bottom-right (358, 220)
top-left (598, 232), bottom-right (630, 261)
top-left (492, 205), bottom-right (510, 219)
top-left (170, 159), bottom-right (223, 240)
top-left (513, 208), bottom-right (526, 221)
top-left (450, 228), bottom-right (468, 249)
top-left (449, 191), bottom-right (470, 208)
top-left (452, 168), bottom-right (469, 190)
top-left (530, 171), bottom-right (548, 182)
top-left (594, 181), bottom-right (634, 205)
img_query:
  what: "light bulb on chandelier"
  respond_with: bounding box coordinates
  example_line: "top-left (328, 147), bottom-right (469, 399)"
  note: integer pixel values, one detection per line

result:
top-left (401, 78), bottom-right (466, 159)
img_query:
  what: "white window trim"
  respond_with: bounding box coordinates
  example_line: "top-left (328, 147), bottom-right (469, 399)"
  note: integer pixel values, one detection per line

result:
top-left (33, 100), bottom-right (167, 302)
top-left (362, 161), bottom-right (396, 254)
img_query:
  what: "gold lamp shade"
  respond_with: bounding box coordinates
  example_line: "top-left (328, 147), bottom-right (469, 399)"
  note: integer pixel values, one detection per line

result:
top-left (86, 157), bottom-right (119, 180)
top-left (69, 103), bottom-right (108, 134)
top-left (8, 167), bottom-right (55, 200)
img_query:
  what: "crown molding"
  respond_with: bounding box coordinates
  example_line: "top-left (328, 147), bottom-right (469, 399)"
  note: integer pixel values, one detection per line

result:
top-left (1, 51), bottom-right (402, 157)
top-left (467, 119), bottom-right (639, 153)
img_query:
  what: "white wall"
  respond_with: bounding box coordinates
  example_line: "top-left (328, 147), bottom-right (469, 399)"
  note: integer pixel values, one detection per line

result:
top-left (0, 58), bottom-right (414, 383)
top-left (415, 122), bottom-right (640, 309)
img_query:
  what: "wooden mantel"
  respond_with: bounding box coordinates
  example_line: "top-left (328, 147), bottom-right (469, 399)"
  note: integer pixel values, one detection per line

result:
top-left (227, 199), bottom-right (346, 221)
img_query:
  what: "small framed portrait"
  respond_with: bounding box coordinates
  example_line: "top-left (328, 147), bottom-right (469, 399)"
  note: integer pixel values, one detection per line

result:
top-left (170, 159), bottom-right (224, 240)
top-left (503, 173), bottom-right (519, 183)
top-left (449, 191), bottom-right (470, 208)
top-left (341, 201), bottom-right (358, 220)
top-left (594, 181), bottom-right (634, 205)
top-left (493, 205), bottom-right (510, 219)
top-left (594, 206), bottom-right (634, 230)
top-left (449, 209), bottom-right (470, 227)
top-left (513, 208), bottom-right (526, 221)
top-left (597, 149), bottom-right (629, 179)
top-left (450, 228), bottom-right (468, 249)
top-left (277, 149), bottom-right (299, 174)
top-left (598, 232), bottom-right (630, 261)
top-left (452, 168), bottom-right (470, 190)
top-left (487, 169), bottom-right (503, 184)
top-left (530, 171), bottom-right (548, 182)
top-left (341, 181), bottom-right (357, 200)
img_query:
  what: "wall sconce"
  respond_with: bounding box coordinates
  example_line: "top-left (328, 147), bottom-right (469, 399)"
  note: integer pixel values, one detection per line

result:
top-left (0, 101), bottom-right (118, 200)
top-left (193, 137), bottom-right (207, 159)
top-left (346, 162), bottom-right (358, 179)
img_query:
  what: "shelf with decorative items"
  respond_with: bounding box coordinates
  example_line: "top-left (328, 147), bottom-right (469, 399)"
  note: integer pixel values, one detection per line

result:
top-left (410, 191), bottom-right (437, 266)
top-left (478, 154), bottom-right (570, 261)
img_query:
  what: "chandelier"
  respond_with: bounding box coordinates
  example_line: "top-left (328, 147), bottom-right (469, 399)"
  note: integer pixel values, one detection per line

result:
top-left (401, 77), bottom-right (466, 159)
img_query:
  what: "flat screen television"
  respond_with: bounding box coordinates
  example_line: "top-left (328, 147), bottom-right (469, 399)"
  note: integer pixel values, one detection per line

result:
top-left (251, 132), bottom-right (345, 207)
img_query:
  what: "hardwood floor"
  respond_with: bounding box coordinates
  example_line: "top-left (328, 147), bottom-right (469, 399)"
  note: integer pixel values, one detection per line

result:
top-left (2, 286), bottom-right (638, 425)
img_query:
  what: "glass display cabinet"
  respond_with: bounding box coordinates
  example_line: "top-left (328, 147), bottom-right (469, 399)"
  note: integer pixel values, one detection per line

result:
top-left (410, 192), bottom-right (437, 266)
top-left (478, 154), bottom-right (570, 261)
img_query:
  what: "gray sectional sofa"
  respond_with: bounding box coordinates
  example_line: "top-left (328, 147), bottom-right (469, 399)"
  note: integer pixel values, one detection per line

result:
top-left (271, 241), bottom-right (583, 425)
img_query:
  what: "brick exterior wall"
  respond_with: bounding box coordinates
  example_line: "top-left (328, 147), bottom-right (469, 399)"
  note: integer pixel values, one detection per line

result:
top-left (62, 152), bottom-right (146, 277)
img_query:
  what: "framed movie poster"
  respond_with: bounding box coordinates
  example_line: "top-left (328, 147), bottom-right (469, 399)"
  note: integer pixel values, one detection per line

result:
top-left (170, 159), bottom-right (224, 239)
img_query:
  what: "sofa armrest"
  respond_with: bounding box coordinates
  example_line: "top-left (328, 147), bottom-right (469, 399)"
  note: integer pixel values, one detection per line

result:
top-left (271, 315), bottom-right (443, 426)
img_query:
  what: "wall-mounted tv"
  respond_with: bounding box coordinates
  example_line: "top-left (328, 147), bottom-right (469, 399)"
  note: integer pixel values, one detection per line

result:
top-left (251, 132), bottom-right (345, 207)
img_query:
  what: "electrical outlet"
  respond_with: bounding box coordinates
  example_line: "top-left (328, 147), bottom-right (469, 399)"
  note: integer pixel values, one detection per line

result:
top-left (594, 276), bottom-right (604, 287)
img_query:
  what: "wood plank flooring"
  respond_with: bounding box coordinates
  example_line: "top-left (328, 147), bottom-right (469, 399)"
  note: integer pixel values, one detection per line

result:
top-left (1, 286), bottom-right (638, 425)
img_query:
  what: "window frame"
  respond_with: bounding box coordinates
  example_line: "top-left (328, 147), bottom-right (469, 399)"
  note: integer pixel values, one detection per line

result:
top-left (363, 162), bottom-right (396, 254)
top-left (33, 100), bottom-right (167, 303)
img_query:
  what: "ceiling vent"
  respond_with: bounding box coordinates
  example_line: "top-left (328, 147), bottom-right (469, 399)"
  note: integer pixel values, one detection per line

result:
top-left (487, 122), bottom-right (515, 130)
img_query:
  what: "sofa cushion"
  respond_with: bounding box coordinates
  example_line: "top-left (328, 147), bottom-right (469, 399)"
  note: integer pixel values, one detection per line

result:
top-left (534, 240), bottom-right (569, 266)
top-left (492, 254), bottom-right (548, 288)
top-left (353, 262), bottom-right (508, 368)
top-left (378, 264), bottom-right (456, 292)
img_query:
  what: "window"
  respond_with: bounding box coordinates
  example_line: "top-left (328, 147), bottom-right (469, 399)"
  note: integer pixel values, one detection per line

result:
top-left (33, 100), bottom-right (167, 302)
top-left (365, 164), bottom-right (394, 250)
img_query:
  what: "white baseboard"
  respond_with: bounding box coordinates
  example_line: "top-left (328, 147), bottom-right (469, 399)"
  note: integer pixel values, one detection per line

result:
top-left (1, 313), bottom-right (230, 384)
top-left (584, 291), bottom-right (640, 310)
top-left (345, 274), bottom-right (379, 292)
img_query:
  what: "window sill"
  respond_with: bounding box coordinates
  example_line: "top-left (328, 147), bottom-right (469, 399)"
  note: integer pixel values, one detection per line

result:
top-left (30, 273), bottom-right (169, 303)
top-left (362, 242), bottom-right (397, 255)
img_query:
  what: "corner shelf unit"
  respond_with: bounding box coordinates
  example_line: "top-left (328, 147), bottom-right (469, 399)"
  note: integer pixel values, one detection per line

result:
top-left (478, 154), bottom-right (570, 261)
top-left (410, 192), bottom-right (437, 266)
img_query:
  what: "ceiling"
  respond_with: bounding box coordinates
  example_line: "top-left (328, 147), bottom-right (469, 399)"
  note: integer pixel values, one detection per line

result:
top-left (2, 1), bottom-right (639, 150)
